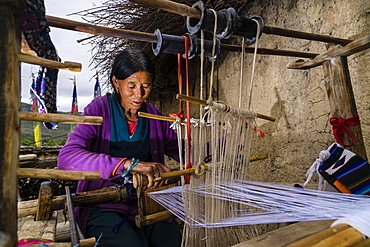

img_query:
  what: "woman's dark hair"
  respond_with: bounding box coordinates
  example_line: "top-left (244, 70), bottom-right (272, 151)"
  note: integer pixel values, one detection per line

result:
top-left (110, 49), bottom-right (155, 82)
top-left (110, 49), bottom-right (155, 100)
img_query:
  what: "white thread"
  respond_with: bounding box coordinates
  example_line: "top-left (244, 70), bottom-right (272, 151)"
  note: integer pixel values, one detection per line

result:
top-left (150, 180), bottom-right (370, 228)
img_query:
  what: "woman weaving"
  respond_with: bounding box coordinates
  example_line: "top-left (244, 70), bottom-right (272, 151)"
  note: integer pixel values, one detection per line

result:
top-left (58, 49), bottom-right (182, 246)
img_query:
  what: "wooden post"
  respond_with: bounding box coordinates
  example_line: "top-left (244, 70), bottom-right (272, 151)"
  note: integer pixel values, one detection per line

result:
top-left (323, 51), bottom-right (367, 160)
top-left (35, 181), bottom-right (53, 221)
top-left (0, 2), bottom-right (21, 246)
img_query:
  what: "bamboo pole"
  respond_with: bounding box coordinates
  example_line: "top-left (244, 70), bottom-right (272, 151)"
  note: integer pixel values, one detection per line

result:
top-left (18, 53), bottom-right (82, 72)
top-left (287, 35), bottom-right (370, 69)
top-left (176, 94), bottom-right (276, 122)
top-left (19, 112), bottom-right (103, 125)
top-left (138, 112), bottom-right (176, 122)
top-left (17, 168), bottom-right (101, 181)
top-left (130, 0), bottom-right (353, 45)
top-left (46, 15), bottom-right (317, 59)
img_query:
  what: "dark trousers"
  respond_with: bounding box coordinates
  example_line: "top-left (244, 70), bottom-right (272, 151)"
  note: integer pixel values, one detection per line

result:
top-left (86, 207), bottom-right (182, 247)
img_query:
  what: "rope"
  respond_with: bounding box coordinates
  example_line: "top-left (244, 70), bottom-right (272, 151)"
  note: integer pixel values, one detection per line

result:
top-left (239, 37), bottom-right (245, 109)
top-left (247, 19), bottom-right (261, 110)
top-left (207, 9), bottom-right (218, 102)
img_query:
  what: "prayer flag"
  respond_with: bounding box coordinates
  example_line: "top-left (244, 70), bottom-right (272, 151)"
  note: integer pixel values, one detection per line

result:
top-left (70, 78), bottom-right (78, 131)
top-left (94, 73), bottom-right (101, 98)
top-left (30, 74), bottom-right (42, 146)
top-left (71, 80), bottom-right (78, 115)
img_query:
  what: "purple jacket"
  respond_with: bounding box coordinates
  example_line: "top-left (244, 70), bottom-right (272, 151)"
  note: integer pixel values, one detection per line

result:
top-left (57, 94), bottom-right (180, 234)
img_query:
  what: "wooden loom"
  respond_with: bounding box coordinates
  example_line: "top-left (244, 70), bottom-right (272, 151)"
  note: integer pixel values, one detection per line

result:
top-left (0, 0), bottom-right (369, 246)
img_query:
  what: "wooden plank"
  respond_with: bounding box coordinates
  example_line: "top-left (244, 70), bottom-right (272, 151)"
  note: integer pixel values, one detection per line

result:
top-left (232, 220), bottom-right (334, 247)
top-left (19, 112), bottom-right (103, 125)
top-left (18, 213), bottom-right (57, 242)
top-left (17, 168), bottom-right (101, 181)
top-left (18, 53), bottom-right (82, 72)
top-left (36, 182), bottom-right (53, 221)
top-left (285, 224), bottom-right (350, 246)
top-left (0, 4), bottom-right (20, 246)
top-left (322, 55), bottom-right (367, 159)
top-left (287, 35), bottom-right (370, 69)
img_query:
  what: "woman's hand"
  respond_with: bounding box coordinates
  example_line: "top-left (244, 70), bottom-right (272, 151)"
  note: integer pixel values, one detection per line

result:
top-left (129, 161), bottom-right (171, 188)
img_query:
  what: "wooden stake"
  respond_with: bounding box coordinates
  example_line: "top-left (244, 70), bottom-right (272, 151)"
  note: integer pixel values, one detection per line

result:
top-left (17, 168), bottom-right (101, 181)
top-left (19, 112), bottom-right (103, 125)
top-left (35, 181), bottom-right (53, 221)
top-left (176, 94), bottom-right (276, 122)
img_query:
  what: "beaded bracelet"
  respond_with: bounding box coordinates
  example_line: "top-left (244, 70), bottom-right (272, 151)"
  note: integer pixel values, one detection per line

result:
top-left (121, 158), bottom-right (140, 177)
top-left (112, 157), bottom-right (128, 176)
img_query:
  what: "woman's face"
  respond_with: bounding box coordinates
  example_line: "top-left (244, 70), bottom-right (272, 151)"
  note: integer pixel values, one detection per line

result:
top-left (113, 71), bottom-right (152, 112)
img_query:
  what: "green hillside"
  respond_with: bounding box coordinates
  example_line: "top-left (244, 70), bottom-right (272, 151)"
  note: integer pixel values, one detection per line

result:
top-left (21, 102), bottom-right (77, 146)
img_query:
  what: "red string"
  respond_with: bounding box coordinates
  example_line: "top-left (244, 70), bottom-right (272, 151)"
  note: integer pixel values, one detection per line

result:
top-left (177, 54), bottom-right (183, 115)
top-left (330, 116), bottom-right (360, 147)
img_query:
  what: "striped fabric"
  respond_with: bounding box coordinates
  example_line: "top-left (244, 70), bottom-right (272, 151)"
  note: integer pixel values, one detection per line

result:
top-left (319, 144), bottom-right (370, 195)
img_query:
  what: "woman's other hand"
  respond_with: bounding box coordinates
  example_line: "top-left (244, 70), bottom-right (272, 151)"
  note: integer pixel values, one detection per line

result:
top-left (130, 161), bottom-right (170, 188)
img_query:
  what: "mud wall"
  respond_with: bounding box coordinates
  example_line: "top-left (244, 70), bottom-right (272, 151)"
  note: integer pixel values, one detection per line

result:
top-left (156, 0), bottom-right (370, 185)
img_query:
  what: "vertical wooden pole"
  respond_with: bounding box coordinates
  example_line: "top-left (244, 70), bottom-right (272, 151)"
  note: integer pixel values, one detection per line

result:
top-left (0, 2), bottom-right (21, 247)
top-left (323, 52), bottom-right (367, 160)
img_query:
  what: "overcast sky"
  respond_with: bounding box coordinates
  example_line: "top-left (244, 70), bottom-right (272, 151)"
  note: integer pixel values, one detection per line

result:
top-left (21, 0), bottom-right (107, 112)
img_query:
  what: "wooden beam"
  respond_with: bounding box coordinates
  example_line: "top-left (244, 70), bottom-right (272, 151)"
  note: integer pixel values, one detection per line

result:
top-left (47, 15), bottom-right (317, 59)
top-left (322, 53), bottom-right (367, 159)
top-left (18, 53), bottom-right (82, 72)
top-left (0, 4), bottom-right (20, 246)
top-left (19, 112), bottom-right (103, 125)
top-left (130, 0), bottom-right (353, 45)
top-left (17, 168), bottom-right (101, 181)
top-left (18, 187), bottom-right (122, 218)
top-left (46, 15), bottom-right (157, 43)
top-left (176, 94), bottom-right (276, 122)
top-left (287, 35), bottom-right (370, 69)
top-left (222, 44), bottom-right (318, 59)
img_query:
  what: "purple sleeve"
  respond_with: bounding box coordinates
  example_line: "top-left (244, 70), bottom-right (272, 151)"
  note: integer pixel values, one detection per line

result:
top-left (57, 96), bottom-right (122, 179)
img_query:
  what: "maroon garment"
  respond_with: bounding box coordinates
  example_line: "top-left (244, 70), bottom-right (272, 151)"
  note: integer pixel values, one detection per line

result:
top-left (57, 94), bottom-right (180, 235)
